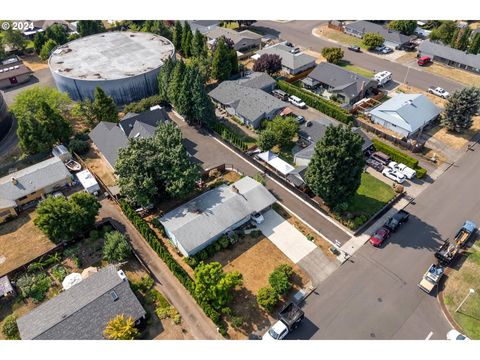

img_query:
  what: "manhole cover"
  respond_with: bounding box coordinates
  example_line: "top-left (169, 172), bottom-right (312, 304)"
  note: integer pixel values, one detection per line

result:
top-left (0, 255), bottom-right (6, 265)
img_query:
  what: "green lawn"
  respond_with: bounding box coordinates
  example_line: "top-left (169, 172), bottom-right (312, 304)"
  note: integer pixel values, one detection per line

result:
top-left (347, 173), bottom-right (395, 217)
top-left (322, 29), bottom-right (367, 50)
top-left (443, 240), bottom-right (480, 339)
top-left (339, 61), bottom-right (374, 78)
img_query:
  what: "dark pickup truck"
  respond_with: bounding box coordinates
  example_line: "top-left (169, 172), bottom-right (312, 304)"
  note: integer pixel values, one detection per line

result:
top-left (384, 210), bottom-right (410, 232)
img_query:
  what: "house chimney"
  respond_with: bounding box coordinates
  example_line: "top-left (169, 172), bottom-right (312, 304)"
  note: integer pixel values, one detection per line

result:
top-left (11, 177), bottom-right (18, 185)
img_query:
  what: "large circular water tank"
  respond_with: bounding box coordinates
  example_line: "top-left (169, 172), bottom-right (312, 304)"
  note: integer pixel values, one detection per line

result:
top-left (48, 31), bottom-right (175, 106)
top-left (0, 92), bottom-right (11, 141)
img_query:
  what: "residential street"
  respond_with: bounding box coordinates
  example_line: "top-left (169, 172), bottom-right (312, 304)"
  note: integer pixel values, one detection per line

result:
top-left (99, 198), bottom-right (222, 340)
top-left (292, 141), bottom-right (480, 340)
top-left (171, 113), bottom-right (351, 244)
top-left (253, 21), bottom-right (464, 93)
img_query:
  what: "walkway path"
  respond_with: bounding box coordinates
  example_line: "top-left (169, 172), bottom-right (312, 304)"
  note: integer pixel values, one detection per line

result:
top-left (99, 198), bottom-right (222, 340)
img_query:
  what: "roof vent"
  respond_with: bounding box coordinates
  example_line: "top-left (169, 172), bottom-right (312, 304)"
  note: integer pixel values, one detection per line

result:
top-left (129, 123), bottom-right (133, 128)
top-left (117, 270), bottom-right (127, 281)
top-left (11, 177), bottom-right (18, 185)
top-left (110, 290), bottom-right (119, 302)
top-left (231, 185), bottom-right (240, 193)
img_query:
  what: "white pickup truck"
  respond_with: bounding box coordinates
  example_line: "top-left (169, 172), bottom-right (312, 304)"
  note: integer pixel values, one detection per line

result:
top-left (388, 161), bottom-right (416, 179)
top-left (262, 302), bottom-right (304, 340)
top-left (428, 87), bottom-right (449, 99)
top-left (418, 263), bottom-right (444, 293)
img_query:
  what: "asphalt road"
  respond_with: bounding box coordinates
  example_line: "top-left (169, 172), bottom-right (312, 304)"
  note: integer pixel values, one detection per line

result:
top-left (293, 141), bottom-right (480, 340)
top-left (253, 21), bottom-right (464, 93)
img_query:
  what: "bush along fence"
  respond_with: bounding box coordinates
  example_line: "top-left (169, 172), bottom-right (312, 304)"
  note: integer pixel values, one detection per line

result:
top-left (207, 121), bottom-right (249, 152)
top-left (119, 200), bottom-right (225, 332)
top-left (277, 80), bottom-right (354, 125)
top-left (372, 138), bottom-right (427, 179)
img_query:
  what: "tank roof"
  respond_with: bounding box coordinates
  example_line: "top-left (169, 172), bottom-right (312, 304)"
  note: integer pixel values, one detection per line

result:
top-left (48, 31), bottom-right (174, 81)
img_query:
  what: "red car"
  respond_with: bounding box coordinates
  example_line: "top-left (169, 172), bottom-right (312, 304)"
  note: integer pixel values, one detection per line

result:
top-left (417, 56), bottom-right (431, 66)
top-left (369, 227), bottom-right (390, 247)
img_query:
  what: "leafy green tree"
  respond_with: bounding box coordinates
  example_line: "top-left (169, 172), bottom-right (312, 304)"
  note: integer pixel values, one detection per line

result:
top-left (469, 33), bottom-right (480, 54)
top-left (93, 87), bottom-right (118, 123)
top-left (116, 123), bottom-right (201, 206)
top-left (103, 314), bottom-right (139, 340)
top-left (0, 37), bottom-right (5, 61)
top-left (268, 268), bottom-right (291, 295)
top-left (167, 60), bottom-right (186, 106)
top-left (16, 101), bottom-right (71, 154)
top-left (441, 87), bottom-right (480, 132)
top-left (71, 98), bottom-right (97, 127)
top-left (211, 38), bottom-right (232, 81)
top-left (157, 57), bottom-right (175, 102)
top-left (387, 20), bottom-right (417, 36)
top-left (362, 32), bottom-right (384, 49)
top-left (264, 115), bottom-right (299, 148)
top-left (181, 21), bottom-right (193, 57)
top-left (39, 39), bottom-right (57, 60)
top-left (103, 231), bottom-right (132, 263)
top-left (321, 47), bottom-right (344, 64)
top-left (192, 29), bottom-right (207, 59)
top-left (191, 66), bottom-right (216, 124)
top-left (429, 21), bottom-right (457, 45)
top-left (257, 129), bottom-right (277, 151)
top-left (45, 24), bottom-right (68, 45)
top-left (33, 31), bottom-right (47, 53)
top-left (34, 192), bottom-right (101, 243)
top-left (77, 20), bottom-right (105, 37)
top-left (256, 287), bottom-right (279, 312)
top-left (69, 138), bottom-right (90, 155)
top-left (193, 262), bottom-right (243, 311)
top-left (16, 273), bottom-right (51, 303)
top-left (2, 27), bottom-right (26, 52)
top-left (252, 53), bottom-right (282, 74)
top-left (305, 125), bottom-right (365, 207)
top-left (2, 315), bottom-right (20, 340)
top-left (172, 20), bottom-right (183, 50)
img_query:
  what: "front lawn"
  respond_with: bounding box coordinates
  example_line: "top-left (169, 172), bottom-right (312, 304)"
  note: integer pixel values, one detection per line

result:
top-left (339, 61), bottom-right (375, 78)
top-left (347, 172), bottom-right (396, 218)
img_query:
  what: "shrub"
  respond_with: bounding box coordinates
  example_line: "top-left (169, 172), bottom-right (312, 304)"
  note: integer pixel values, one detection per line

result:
top-left (124, 95), bottom-right (166, 113)
top-left (2, 315), bottom-right (20, 340)
top-left (257, 286), bottom-right (279, 312)
top-left (218, 235), bottom-right (230, 249)
top-left (268, 266), bottom-right (292, 295)
top-left (151, 218), bottom-right (165, 235)
top-left (277, 80), bottom-right (353, 124)
top-left (371, 138), bottom-right (418, 168)
top-left (155, 306), bottom-right (171, 320)
top-left (275, 264), bottom-right (293, 277)
top-left (416, 167), bottom-right (427, 179)
top-left (50, 265), bottom-right (70, 282)
top-left (89, 229), bottom-right (100, 240)
top-left (230, 315), bottom-right (244, 329)
top-left (185, 256), bottom-right (199, 268)
top-left (69, 138), bottom-right (90, 155)
top-left (103, 230), bottom-right (132, 263)
top-left (16, 273), bottom-right (52, 303)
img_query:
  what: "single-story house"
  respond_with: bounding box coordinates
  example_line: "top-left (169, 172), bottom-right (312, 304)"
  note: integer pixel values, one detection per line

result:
top-left (17, 265), bottom-right (146, 340)
top-left (418, 40), bottom-right (480, 74)
top-left (159, 176), bottom-right (276, 257)
top-left (0, 57), bottom-right (33, 90)
top-left (20, 20), bottom-right (76, 37)
top-left (208, 72), bottom-right (285, 129)
top-left (206, 27), bottom-right (262, 51)
top-left (89, 107), bottom-right (170, 171)
top-left (367, 93), bottom-right (442, 139)
top-left (0, 157), bottom-right (72, 223)
top-left (302, 62), bottom-right (377, 105)
top-left (254, 42), bottom-right (317, 75)
top-left (343, 20), bottom-right (413, 49)
top-left (185, 20), bottom-right (220, 34)
top-left (294, 120), bottom-right (372, 166)
top-left (257, 150), bottom-right (295, 176)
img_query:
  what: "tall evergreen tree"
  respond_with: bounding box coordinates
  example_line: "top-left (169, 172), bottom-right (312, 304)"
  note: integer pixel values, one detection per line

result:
top-left (456, 27), bottom-right (472, 51)
top-left (93, 87), bottom-right (118, 123)
top-left (157, 57), bottom-right (175, 102)
top-left (176, 66), bottom-right (194, 119)
top-left (211, 38), bottom-right (232, 81)
top-left (33, 31), bottom-right (47, 54)
top-left (181, 21), bottom-right (193, 57)
top-left (469, 33), bottom-right (480, 54)
top-left (77, 20), bottom-right (105, 37)
top-left (191, 66), bottom-right (216, 124)
top-left (441, 87), bottom-right (480, 132)
top-left (305, 125), bottom-right (365, 207)
top-left (172, 20), bottom-right (183, 50)
top-left (192, 29), bottom-right (207, 58)
top-left (45, 24), bottom-right (68, 45)
top-left (167, 60), bottom-right (186, 106)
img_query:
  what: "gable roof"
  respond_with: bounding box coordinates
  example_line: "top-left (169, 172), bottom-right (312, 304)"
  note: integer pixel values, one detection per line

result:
top-left (344, 20), bottom-right (412, 45)
top-left (185, 20), bottom-right (220, 34)
top-left (237, 71), bottom-right (276, 91)
top-left (89, 108), bottom-right (169, 168)
top-left (306, 62), bottom-right (374, 99)
top-left (258, 151), bottom-right (295, 175)
top-left (16, 265), bottom-right (145, 340)
top-left (419, 40), bottom-right (480, 69)
top-left (256, 42), bottom-right (316, 71)
top-left (209, 75), bottom-right (286, 122)
top-left (206, 27), bottom-right (261, 45)
top-left (0, 61), bottom-right (33, 82)
top-left (368, 94), bottom-right (442, 133)
top-left (0, 157), bottom-right (71, 205)
top-left (160, 176), bottom-right (276, 255)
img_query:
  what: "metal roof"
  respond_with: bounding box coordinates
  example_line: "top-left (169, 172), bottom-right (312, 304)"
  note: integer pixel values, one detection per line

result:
top-left (48, 32), bottom-right (175, 81)
top-left (160, 176), bottom-right (276, 255)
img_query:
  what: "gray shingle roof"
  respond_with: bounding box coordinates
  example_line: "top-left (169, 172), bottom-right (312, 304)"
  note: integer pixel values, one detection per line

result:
top-left (17, 265), bottom-right (145, 340)
top-left (160, 176), bottom-right (276, 255)
top-left (368, 93), bottom-right (442, 133)
top-left (344, 20), bottom-right (412, 45)
top-left (0, 157), bottom-right (71, 205)
top-left (209, 73), bottom-right (286, 122)
top-left (419, 40), bottom-right (480, 70)
top-left (206, 27), bottom-right (261, 45)
top-left (306, 62), bottom-right (375, 99)
top-left (256, 43), bottom-right (316, 71)
top-left (237, 71), bottom-right (276, 91)
top-left (89, 109), bottom-right (169, 169)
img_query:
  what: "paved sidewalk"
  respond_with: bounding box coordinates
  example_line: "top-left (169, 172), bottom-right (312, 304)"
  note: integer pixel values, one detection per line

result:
top-left (99, 199), bottom-right (222, 340)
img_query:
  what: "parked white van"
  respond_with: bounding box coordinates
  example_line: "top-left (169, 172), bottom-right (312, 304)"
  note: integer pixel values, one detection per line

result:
top-left (374, 71), bottom-right (392, 87)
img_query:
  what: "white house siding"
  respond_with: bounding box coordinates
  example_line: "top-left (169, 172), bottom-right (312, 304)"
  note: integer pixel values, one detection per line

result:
top-left (294, 156), bottom-right (311, 167)
top-left (234, 38), bottom-right (261, 52)
top-left (370, 115), bottom-right (410, 138)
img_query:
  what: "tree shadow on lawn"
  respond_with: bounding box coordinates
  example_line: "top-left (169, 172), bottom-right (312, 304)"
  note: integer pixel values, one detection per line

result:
top-left (347, 193), bottom-right (390, 218)
top-left (0, 212), bottom-right (31, 237)
top-left (210, 233), bottom-right (263, 268)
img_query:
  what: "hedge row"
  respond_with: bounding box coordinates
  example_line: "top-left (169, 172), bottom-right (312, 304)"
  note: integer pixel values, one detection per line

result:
top-left (119, 200), bottom-right (223, 327)
top-left (209, 121), bottom-right (249, 151)
top-left (371, 138), bottom-right (427, 179)
top-left (277, 80), bottom-right (354, 124)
